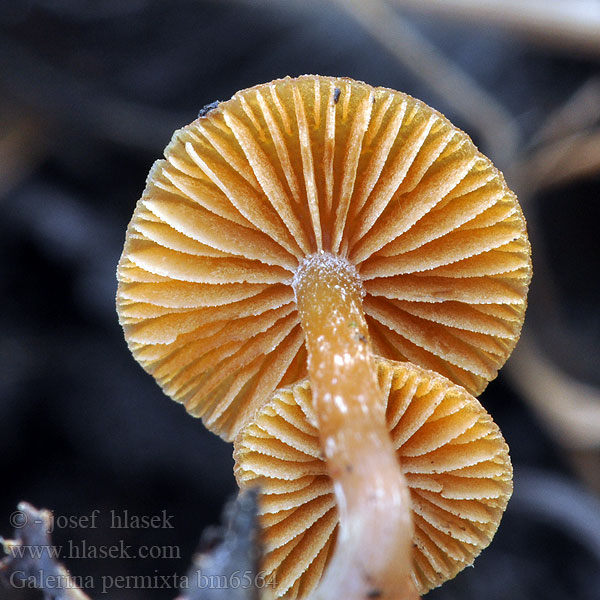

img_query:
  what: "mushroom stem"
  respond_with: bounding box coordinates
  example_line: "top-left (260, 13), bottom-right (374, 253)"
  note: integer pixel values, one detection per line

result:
top-left (293, 252), bottom-right (419, 600)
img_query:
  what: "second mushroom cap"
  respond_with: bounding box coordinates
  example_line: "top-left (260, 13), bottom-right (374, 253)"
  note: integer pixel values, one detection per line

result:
top-left (234, 357), bottom-right (513, 599)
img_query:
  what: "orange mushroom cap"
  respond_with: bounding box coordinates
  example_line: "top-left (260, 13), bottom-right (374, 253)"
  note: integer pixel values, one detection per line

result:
top-left (234, 357), bottom-right (513, 598)
top-left (116, 75), bottom-right (531, 441)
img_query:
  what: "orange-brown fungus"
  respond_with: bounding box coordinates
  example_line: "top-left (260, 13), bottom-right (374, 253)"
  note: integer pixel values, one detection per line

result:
top-left (116, 75), bottom-right (531, 441)
top-left (234, 358), bottom-right (513, 599)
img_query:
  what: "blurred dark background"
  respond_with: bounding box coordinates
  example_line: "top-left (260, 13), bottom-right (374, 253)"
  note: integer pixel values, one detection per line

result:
top-left (1, 1), bottom-right (599, 599)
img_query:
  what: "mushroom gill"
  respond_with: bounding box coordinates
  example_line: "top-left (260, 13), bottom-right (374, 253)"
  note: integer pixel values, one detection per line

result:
top-left (116, 75), bottom-right (531, 442)
top-left (234, 357), bottom-right (513, 599)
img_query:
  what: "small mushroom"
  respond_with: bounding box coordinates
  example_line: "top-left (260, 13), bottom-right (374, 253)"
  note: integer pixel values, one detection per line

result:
top-left (234, 358), bottom-right (513, 598)
top-left (116, 75), bottom-right (531, 599)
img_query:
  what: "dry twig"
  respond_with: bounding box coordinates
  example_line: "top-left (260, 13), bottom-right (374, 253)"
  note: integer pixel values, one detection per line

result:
top-left (1, 494), bottom-right (262, 600)
top-left (389, 0), bottom-right (600, 57)
top-left (0, 503), bottom-right (90, 600)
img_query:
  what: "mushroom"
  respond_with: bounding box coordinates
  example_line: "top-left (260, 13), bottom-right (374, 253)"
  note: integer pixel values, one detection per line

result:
top-left (116, 75), bottom-right (531, 599)
top-left (234, 358), bottom-right (513, 598)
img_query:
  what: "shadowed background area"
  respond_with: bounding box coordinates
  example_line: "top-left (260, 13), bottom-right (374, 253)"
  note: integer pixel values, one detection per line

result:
top-left (1, 1), bottom-right (599, 598)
